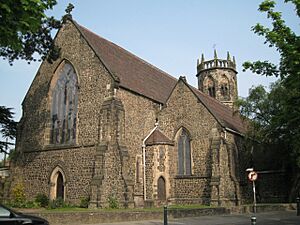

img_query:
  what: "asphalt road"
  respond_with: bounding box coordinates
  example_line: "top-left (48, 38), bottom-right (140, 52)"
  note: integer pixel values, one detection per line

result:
top-left (79, 210), bottom-right (300, 225)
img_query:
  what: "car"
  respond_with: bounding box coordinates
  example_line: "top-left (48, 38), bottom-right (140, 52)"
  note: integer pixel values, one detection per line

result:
top-left (0, 204), bottom-right (49, 225)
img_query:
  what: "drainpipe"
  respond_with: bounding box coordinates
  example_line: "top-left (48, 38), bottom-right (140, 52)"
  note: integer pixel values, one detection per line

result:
top-left (142, 122), bottom-right (158, 201)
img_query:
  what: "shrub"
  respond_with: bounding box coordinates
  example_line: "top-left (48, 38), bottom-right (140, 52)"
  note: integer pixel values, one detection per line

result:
top-left (11, 182), bottom-right (26, 207)
top-left (35, 193), bottom-right (49, 208)
top-left (48, 197), bottom-right (65, 209)
top-left (108, 195), bottom-right (119, 209)
top-left (79, 197), bottom-right (90, 208)
top-left (24, 201), bottom-right (39, 208)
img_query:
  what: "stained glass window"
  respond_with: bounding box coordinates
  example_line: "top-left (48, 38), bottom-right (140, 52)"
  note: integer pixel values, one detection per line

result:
top-left (50, 62), bottom-right (78, 145)
top-left (178, 129), bottom-right (191, 175)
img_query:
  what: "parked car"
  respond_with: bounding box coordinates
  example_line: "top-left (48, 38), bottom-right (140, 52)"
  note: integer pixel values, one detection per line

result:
top-left (0, 204), bottom-right (49, 225)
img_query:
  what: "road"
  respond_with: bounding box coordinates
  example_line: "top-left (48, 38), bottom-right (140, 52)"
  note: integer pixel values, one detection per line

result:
top-left (78, 210), bottom-right (299, 225)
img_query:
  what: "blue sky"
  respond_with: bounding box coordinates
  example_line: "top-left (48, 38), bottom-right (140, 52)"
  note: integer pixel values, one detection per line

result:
top-left (0, 0), bottom-right (298, 122)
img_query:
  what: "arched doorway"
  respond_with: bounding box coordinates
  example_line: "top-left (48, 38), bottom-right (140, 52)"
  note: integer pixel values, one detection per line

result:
top-left (50, 167), bottom-right (66, 201)
top-left (157, 176), bottom-right (166, 201)
top-left (56, 172), bottom-right (64, 199)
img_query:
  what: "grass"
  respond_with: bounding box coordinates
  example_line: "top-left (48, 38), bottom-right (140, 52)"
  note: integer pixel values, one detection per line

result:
top-left (168, 204), bottom-right (213, 210)
top-left (40, 204), bottom-right (214, 213)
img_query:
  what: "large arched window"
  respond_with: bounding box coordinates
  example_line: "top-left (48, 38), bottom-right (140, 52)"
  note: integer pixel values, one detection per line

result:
top-left (50, 62), bottom-right (78, 145)
top-left (177, 128), bottom-right (191, 175)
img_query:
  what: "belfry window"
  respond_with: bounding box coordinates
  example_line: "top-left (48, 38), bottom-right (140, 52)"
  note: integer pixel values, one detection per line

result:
top-left (204, 77), bottom-right (216, 98)
top-left (220, 84), bottom-right (228, 96)
top-left (208, 86), bottom-right (216, 98)
top-left (220, 75), bottom-right (230, 100)
top-left (50, 62), bottom-right (78, 145)
top-left (178, 128), bottom-right (191, 175)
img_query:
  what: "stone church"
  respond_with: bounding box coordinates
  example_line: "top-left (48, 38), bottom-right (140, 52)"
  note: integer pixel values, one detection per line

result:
top-left (11, 18), bottom-right (249, 208)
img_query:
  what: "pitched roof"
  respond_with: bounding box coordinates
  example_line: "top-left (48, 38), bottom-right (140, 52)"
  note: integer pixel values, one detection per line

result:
top-left (189, 85), bottom-right (246, 134)
top-left (71, 20), bottom-right (246, 135)
top-left (74, 21), bottom-right (177, 104)
top-left (145, 129), bottom-right (174, 146)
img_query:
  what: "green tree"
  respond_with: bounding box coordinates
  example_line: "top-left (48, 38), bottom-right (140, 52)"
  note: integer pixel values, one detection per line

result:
top-left (0, 106), bottom-right (17, 152)
top-left (243, 0), bottom-right (300, 168)
top-left (0, 0), bottom-right (64, 65)
top-left (0, 1), bottom-right (74, 151)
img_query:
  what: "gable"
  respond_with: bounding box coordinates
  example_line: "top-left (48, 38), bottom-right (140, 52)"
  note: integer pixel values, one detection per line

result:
top-left (166, 78), bottom-right (246, 135)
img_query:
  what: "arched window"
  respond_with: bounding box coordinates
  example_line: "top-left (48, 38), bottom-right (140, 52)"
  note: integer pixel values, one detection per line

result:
top-left (219, 75), bottom-right (230, 100)
top-left (157, 176), bottom-right (166, 200)
top-left (177, 128), bottom-right (191, 175)
top-left (50, 62), bottom-right (78, 145)
top-left (204, 77), bottom-right (216, 98)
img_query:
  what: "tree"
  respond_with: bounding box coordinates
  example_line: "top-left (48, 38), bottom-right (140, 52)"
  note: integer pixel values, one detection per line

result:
top-left (0, 0), bottom-right (64, 65)
top-left (0, 106), bottom-right (17, 152)
top-left (242, 0), bottom-right (300, 168)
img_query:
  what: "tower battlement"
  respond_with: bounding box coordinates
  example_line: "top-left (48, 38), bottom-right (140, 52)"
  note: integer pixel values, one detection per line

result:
top-left (197, 50), bottom-right (236, 74)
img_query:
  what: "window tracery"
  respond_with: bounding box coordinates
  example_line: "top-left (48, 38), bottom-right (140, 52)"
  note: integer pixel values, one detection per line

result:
top-left (177, 128), bottom-right (191, 175)
top-left (50, 62), bottom-right (78, 145)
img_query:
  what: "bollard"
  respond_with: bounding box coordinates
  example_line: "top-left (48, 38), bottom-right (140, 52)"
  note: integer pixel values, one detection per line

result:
top-left (297, 197), bottom-right (300, 216)
top-left (164, 206), bottom-right (168, 225)
top-left (251, 216), bottom-right (256, 225)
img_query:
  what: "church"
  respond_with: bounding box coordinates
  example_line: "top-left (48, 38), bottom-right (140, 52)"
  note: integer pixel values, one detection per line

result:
top-left (11, 18), bottom-right (249, 208)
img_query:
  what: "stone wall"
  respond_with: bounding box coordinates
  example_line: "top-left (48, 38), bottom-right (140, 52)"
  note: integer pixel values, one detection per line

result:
top-left (14, 147), bottom-right (95, 204)
top-left (11, 20), bottom-right (114, 204)
top-left (159, 80), bottom-right (221, 204)
top-left (117, 89), bottom-right (159, 205)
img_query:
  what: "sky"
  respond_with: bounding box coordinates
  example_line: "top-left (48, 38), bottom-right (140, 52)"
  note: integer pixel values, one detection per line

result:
top-left (0, 0), bottom-right (298, 123)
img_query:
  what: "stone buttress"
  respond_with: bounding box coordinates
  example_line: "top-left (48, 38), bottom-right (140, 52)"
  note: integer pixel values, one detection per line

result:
top-left (89, 94), bottom-right (134, 208)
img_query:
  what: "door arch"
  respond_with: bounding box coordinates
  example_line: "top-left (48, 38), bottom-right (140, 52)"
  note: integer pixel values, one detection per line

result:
top-left (50, 167), bottom-right (66, 201)
top-left (157, 176), bottom-right (166, 201)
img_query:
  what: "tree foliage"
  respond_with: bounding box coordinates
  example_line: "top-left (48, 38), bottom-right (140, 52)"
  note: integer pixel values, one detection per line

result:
top-left (0, 106), bottom-right (17, 152)
top-left (242, 0), bottom-right (300, 167)
top-left (0, 0), bottom-right (62, 64)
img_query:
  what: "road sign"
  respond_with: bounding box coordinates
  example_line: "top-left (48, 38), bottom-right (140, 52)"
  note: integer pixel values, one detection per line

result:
top-left (248, 171), bottom-right (258, 181)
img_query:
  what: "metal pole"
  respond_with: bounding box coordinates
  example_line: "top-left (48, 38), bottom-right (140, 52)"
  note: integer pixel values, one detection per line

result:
top-left (164, 206), bottom-right (168, 225)
top-left (251, 215), bottom-right (256, 225)
top-left (297, 197), bottom-right (300, 216)
top-left (253, 180), bottom-right (257, 214)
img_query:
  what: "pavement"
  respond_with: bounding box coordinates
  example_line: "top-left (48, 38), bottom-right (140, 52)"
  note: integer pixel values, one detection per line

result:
top-left (78, 210), bottom-right (300, 225)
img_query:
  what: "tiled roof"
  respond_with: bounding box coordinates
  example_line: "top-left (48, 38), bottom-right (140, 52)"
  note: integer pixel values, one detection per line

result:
top-left (74, 21), bottom-right (177, 103)
top-left (145, 129), bottom-right (174, 146)
top-left (189, 85), bottom-right (246, 134)
top-left (72, 20), bottom-right (246, 135)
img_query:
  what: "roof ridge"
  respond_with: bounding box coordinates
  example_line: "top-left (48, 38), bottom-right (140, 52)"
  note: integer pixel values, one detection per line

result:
top-left (76, 22), bottom-right (178, 83)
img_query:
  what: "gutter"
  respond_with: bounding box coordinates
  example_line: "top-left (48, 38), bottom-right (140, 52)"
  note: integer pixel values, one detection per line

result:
top-left (224, 127), bottom-right (244, 137)
top-left (142, 122), bottom-right (158, 201)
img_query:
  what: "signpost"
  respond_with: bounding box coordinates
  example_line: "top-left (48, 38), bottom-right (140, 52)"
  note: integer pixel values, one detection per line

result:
top-left (248, 171), bottom-right (258, 213)
top-left (246, 168), bottom-right (258, 225)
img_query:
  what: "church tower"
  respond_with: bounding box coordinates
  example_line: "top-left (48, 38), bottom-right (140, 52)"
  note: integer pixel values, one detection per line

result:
top-left (196, 50), bottom-right (238, 108)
